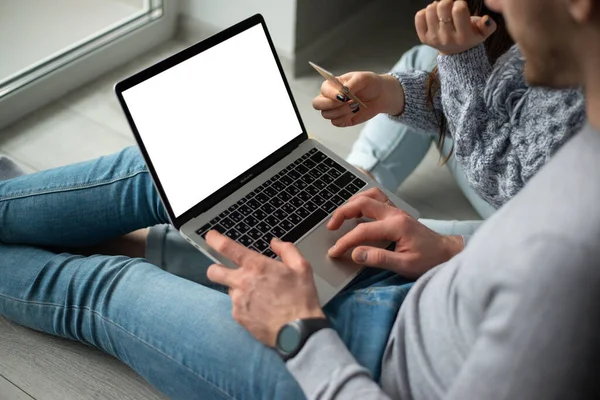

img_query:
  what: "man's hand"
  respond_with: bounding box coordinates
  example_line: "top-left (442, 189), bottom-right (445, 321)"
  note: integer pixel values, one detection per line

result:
top-left (415, 0), bottom-right (496, 56)
top-left (327, 188), bottom-right (464, 278)
top-left (205, 231), bottom-right (324, 347)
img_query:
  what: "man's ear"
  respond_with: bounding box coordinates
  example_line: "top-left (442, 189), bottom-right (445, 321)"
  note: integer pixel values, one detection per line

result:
top-left (568, 0), bottom-right (594, 23)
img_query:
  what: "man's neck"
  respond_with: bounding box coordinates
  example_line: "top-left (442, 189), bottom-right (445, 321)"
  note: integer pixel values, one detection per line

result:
top-left (587, 81), bottom-right (600, 131)
top-left (583, 47), bottom-right (600, 131)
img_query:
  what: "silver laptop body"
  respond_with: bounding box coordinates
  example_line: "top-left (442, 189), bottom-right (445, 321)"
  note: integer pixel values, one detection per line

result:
top-left (115, 14), bottom-right (418, 305)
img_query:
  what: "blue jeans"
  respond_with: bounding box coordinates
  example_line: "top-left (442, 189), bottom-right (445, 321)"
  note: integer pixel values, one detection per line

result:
top-left (0, 147), bottom-right (417, 400)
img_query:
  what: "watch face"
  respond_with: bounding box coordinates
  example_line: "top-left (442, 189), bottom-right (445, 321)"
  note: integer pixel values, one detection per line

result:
top-left (278, 324), bottom-right (301, 354)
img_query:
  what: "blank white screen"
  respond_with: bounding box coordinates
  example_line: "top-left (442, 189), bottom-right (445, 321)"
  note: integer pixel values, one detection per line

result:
top-left (122, 24), bottom-right (302, 217)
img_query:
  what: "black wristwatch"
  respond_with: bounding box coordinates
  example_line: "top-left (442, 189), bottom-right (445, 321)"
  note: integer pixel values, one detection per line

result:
top-left (275, 318), bottom-right (330, 361)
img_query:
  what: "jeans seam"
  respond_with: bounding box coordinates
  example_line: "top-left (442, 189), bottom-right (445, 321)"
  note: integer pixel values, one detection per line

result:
top-left (0, 169), bottom-right (149, 202)
top-left (352, 287), bottom-right (411, 307)
top-left (353, 296), bottom-right (403, 307)
top-left (0, 293), bottom-right (237, 400)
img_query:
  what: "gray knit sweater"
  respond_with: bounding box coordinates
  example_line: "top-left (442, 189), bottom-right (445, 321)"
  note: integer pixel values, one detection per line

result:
top-left (391, 44), bottom-right (586, 208)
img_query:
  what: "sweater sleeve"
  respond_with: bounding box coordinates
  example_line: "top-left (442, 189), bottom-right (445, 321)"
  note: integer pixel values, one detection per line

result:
top-left (387, 70), bottom-right (444, 136)
top-left (438, 44), bottom-right (586, 208)
top-left (286, 329), bottom-right (392, 400)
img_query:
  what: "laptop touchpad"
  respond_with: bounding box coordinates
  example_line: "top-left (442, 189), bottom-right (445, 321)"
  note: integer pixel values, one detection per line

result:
top-left (296, 218), bottom-right (390, 288)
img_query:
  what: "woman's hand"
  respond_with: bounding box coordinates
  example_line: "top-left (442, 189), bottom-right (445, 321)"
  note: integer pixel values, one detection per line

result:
top-left (312, 72), bottom-right (404, 128)
top-left (327, 188), bottom-right (464, 278)
top-left (416, 0), bottom-right (497, 56)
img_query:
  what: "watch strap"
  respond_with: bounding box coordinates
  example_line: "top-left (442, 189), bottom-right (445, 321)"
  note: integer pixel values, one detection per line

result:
top-left (277, 318), bottom-right (330, 361)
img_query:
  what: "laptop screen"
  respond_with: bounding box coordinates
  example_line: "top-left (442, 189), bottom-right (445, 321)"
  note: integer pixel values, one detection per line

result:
top-left (121, 24), bottom-right (303, 218)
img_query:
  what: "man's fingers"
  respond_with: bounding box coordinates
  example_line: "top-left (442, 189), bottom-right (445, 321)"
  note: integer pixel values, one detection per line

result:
top-left (328, 190), bottom-right (396, 230)
top-left (328, 220), bottom-right (395, 258)
top-left (347, 187), bottom-right (389, 205)
top-left (271, 238), bottom-right (311, 273)
top-left (327, 197), bottom-right (392, 231)
top-left (207, 263), bottom-right (240, 288)
top-left (351, 246), bottom-right (409, 271)
top-left (205, 230), bottom-right (260, 267)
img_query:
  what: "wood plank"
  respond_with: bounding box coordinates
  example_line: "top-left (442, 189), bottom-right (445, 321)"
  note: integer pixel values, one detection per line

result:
top-left (0, 374), bottom-right (34, 400)
top-left (0, 316), bottom-right (167, 400)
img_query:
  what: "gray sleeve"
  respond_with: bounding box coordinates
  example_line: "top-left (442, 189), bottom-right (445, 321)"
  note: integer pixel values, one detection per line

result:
top-left (447, 236), bottom-right (600, 400)
top-left (286, 329), bottom-right (392, 400)
top-left (388, 70), bottom-right (444, 135)
top-left (438, 44), bottom-right (585, 208)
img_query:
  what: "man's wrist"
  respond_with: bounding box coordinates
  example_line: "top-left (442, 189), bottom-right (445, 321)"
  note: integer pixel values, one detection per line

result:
top-left (295, 308), bottom-right (326, 321)
top-left (442, 235), bottom-right (465, 261)
top-left (275, 316), bottom-right (330, 361)
top-left (273, 307), bottom-right (325, 342)
top-left (380, 73), bottom-right (405, 116)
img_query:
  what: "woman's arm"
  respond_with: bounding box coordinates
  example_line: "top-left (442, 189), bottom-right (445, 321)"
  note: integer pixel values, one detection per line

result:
top-left (407, 0), bottom-right (585, 207)
top-left (384, 0), bottom-right (500, 136)
top-left (387, 69), bottom-right (444, 135)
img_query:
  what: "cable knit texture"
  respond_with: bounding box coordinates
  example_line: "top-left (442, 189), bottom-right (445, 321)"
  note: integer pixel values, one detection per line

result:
top-left (390, 44), bottom-right (586, 208)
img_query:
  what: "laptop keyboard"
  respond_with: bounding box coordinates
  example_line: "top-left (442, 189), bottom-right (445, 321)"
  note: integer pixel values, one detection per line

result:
top-left (195, 148), bottom-right (366, 258)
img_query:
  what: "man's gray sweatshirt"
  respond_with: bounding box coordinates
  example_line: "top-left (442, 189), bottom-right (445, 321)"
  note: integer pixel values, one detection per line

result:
top-left (287, 124), bottom-right (600, 399)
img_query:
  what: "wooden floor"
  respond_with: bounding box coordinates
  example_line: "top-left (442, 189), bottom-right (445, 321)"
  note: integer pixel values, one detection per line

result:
top-left (0, 316), bottom-right (166, 400)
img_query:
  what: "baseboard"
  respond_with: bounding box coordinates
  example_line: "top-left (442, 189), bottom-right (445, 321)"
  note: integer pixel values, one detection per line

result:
top-left (293, 0), bottom-right (393, 77)
top-left (176, 14), bottom-right (220, 44)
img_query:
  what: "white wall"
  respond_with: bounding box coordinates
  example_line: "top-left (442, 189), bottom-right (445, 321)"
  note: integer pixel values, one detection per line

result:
top-left (179, 0), bottom-right (297, 58)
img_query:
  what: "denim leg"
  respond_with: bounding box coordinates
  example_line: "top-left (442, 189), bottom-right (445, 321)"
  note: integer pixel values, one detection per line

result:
top-left (0, 242), bottom-right (305, 400)
top-left (325, 269), bottom-right (413, 382)
top-left (346, 45), bottom-right (439, 191)
top-left (0, 240), bottom-right (420, 399)
top-left (145, 224), bottom-right (222, 290)
top-left (0, 146), bottom-right (168, 247)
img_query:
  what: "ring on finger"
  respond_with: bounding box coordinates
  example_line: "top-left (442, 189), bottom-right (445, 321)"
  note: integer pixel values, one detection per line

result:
top-left (438, 18), bottom-right (452, 24)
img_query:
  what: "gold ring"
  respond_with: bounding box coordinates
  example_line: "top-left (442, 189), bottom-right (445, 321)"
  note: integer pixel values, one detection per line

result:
top-left (439, 18), bottom-right (452, 24)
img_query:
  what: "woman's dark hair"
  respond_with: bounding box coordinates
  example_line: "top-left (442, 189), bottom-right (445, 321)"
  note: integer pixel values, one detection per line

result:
top-left (427, 0), bottom-right (515, 164)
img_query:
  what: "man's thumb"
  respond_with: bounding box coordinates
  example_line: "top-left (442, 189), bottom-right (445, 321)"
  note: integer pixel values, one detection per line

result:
top-left (351, 246), bottom-right (404, 270)
top-left (472, 15), bottom-right (497, 39)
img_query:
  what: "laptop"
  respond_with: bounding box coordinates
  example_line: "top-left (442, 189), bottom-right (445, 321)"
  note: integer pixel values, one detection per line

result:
top-left (115, 14), bottom-right (419, 305)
